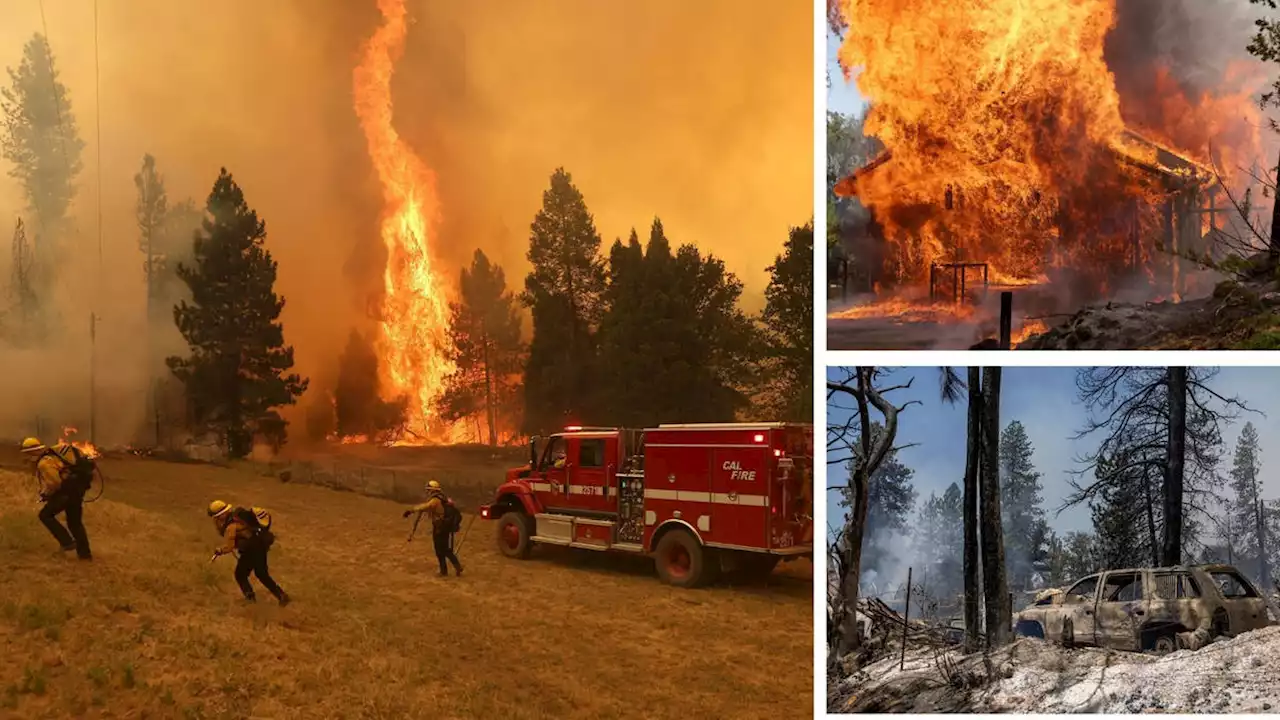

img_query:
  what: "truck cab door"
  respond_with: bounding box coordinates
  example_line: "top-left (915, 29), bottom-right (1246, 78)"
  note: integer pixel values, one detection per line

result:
top-left (540, 435), bottom-right (569, 507)
top-left (1059, 575), bottom-right (1100, 645)
top-left (566, 436), bottom-right (613, 511)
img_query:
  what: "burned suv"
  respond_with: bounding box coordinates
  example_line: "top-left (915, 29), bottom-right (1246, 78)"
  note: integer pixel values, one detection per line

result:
top-left (1013, 564), bottom-right (1271, 654)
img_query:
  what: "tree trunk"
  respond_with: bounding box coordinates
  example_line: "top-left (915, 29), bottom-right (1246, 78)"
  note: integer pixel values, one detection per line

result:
top-left (979, 367), bottom-right (1010, 648)
top-left (835, 368), bottom-right (876, 659)
top-left (1143, 466), bottom-right (1159, 567)
top-left (1161, 367), bottom-right (1187, 566)
top-left (1270, 148), bottom-right (1280, 261)
top-left (1258, 498), bottom-right (1270, 587)
top-left (483, 335), bottom-right (497, 446)
top-left (963, 366), bottom-right (982, 651)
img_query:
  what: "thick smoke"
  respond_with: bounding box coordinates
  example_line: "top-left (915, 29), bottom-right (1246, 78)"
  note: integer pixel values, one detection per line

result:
top-left (1108, 0), bottom-right (1260, 98)
top-left (0, 0), bottom-right (811, 447)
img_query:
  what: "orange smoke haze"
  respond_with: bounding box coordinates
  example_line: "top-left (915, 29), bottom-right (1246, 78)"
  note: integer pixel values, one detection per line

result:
top-left (0, 0), bottom-right (811, 446)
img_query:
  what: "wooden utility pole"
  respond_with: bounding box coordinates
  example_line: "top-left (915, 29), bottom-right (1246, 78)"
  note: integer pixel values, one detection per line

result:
top-left (89, 313), bottom-right (97, 444)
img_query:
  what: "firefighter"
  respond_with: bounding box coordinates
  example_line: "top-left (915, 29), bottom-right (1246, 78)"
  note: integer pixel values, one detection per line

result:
top-left (552, 448), bottom-right (567, 469)
top-left (402, 479), bottom-right (463, 577)
top-left (22, 437), bottom-right (92, 560)
top-left (207, 500), bottom-right (290, 606)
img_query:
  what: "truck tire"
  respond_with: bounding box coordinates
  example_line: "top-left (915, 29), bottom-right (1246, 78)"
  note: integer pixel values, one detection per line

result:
top-left (654, 529), bottom-right (708, 588)
top-left (496, 512), bottom-right (532, 559)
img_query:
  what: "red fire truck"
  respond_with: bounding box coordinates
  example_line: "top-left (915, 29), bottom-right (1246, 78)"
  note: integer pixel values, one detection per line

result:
top-left (477, 422), bottom-right (813, 587)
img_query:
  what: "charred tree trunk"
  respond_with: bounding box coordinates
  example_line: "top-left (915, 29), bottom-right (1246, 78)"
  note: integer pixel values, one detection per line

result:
top-left (1143, 466), bottom-right (1159, 567)
top-left (963, 366), bottom-right (982, 651)
top-left (979, 367), bottom-right (1010, 648)
top-left (1161, 367), bottom-right (1188, 566)
top-left (483, 335), bottom-right (497, 446)
top-left (1270, 148), bottom-right (1280, 261)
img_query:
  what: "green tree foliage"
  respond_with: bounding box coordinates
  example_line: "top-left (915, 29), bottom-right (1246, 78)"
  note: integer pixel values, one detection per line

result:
top-left (334, 330), bottom-right (406, 441)
top-left (915, 483), bottom-right (964, 602)
top-left (1227, 422), bottom-right (1275, 582)
top-left (1090, 446), bottom-right (1152, 570)
top-left (595, 218), bottom-right (756, 426)
top-left (522, 168), bottom-right (606, 433)
top-left (758, 223), bottom-right (813, 422)
top-left (999, 421), bottom-right (1048, 589)
top-left (438, 249), bottom-right (524, 445)
top-left (134, 154), bottom-right (202, 319)
top-left (1, 34), bottom-right (83, 244)
top-left (167, 169), bottom-right (308, 457)
top-left (1248, 0), bottom-right (1280, 128)
top-left (1060, 531), bottom-right (1100, 585)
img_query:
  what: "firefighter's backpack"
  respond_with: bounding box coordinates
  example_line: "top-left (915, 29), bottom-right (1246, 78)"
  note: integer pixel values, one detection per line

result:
top-left (232, 506), bottom-right (275, 547)
top-left (52, 445), bottom-right (96, 493)
top-left (441, 498), bottom-right (463, 534)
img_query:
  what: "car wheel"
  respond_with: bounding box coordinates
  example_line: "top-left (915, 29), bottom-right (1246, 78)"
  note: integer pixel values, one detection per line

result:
top-left (1151, 632), bottom-right (1177, 655)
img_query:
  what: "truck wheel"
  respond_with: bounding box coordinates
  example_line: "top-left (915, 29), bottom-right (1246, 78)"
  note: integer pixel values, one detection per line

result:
top-left (654, 530), bottom-right (707, 588)
top-left (496, 512), bottom-right (532, 559)
top-left (1150, 631), bottom-right (1177, 655)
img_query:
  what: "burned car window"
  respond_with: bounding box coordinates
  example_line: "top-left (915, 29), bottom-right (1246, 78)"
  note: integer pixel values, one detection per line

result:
top-left (1065, 576), bottom-right (1098, 602)
top-left (1211, 571), bottom-right (1259, 599)
top-left (1103, 573), bottom-right (1143, 602)
top-left (1154, 573), bottom-right (1177, 599)
top-left (1179, 574), bottom-right (1202, 599)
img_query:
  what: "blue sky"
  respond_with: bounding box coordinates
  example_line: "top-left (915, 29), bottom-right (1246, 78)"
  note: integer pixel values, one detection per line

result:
top-left (827, 367), bottom-right (1278, 541)
top-left (827, 30), bottom-right (865, 117)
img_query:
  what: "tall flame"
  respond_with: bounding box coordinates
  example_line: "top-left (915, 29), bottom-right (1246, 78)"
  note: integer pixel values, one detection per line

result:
top-left (353, 0), bottom-right (455, 442)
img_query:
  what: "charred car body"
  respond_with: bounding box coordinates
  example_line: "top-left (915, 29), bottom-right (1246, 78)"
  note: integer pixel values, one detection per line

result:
top-left (1013, 564), bottom-right (1272, 653)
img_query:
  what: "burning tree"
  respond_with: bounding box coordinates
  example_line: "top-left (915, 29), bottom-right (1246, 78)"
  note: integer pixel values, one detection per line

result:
top-left (167, 169), bottom-right (308, 458)
top-left (437, 249), bottom-right (523, 445)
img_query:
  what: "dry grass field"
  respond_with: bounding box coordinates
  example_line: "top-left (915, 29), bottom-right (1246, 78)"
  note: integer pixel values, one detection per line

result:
top-left (0, 448), bottom-right (813, 719)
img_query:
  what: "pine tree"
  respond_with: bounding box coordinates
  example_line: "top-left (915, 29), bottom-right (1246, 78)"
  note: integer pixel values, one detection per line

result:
top-left (1, 34), bottom-right (84, 256)
top-left (522, 168), bottom-right (606, 433)
top-left (1061, 531), bottom-right (1100, 583)
top-left (135, 154), bottom-right (168, 321)
top-left (437, 249), bottom-right (524, 445)
top-left (9, 217), bottom-right (35, 340)
top-left (594, 229), bottom-right (647, 427)
top-left (1090, 448), bottom-right (1149, 570)
top-left (915, 483), bottom-right (964, 601)
top-left (1229, 422), bottom-right (1266, 580)
top-left (759, 223), bottom-right (813, 422)
top-left (334, 330), bottom-right (406, 441)
top-left (999, 421), bottom-right (1047, 590)
top-left (167, 169), bottom-right (308, 457)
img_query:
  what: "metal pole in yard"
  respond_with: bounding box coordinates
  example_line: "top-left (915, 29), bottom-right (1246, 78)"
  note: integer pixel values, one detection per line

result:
top-left (900, 566), bottom-right (913, 671)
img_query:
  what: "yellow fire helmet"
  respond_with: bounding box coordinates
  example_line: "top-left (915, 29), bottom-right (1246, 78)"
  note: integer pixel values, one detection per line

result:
top-left (20, 437), bottom-right (46, 454)
top-left (426, 479), bottom-right (441, 490)
top-left (207, 500), bottom-right (233, 519)
top-left (251, 506), bottom-right (272, 530)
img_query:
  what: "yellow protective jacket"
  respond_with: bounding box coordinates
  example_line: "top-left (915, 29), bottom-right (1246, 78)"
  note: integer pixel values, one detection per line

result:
top-left (214, 515), bottom-right (257, 554)
top-left (409, 491), bottom-right (445, 532)
top-left (35, 446), bottom-right (76, 497)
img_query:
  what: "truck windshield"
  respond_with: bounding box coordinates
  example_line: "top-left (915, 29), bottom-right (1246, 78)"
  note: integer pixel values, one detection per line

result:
top-left (1066, 576), bottom-right (1098, 602)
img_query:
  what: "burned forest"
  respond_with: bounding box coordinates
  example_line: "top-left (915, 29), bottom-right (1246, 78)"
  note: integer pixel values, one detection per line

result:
top-left (827, 366), bottom-right (1280, 714)
top-left (827, 0), bottom-right (1280, 350)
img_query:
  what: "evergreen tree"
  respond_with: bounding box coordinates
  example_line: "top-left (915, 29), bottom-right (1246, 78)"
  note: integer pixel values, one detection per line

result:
top-left (999, 420), bottom-right (1047, 590)
top-left (1090, 447), bottom-right (1149, 570)
top-left (1229, 422), bottom-right (1267, 580)
top-left (334, 330), bottom-right (406, 441)
top-left (594, 218), bottom-right (756, 425)
top-left (522, 168), bottom-right (606, 433)
top-left (915, 483), bottom-right (963, 603)
top-left (594, 229), bottom-right (648, 427)
top-left (167, 169), bottom-right (308, 457)
top-left (437, 249), bottom-right (524, 445)
top-left (759, 223), bottom-right (813, 422)
top-left (1061, 531), bottom-right (1100, 583)
top-left (135, 154), bottom-right (168, 321)
top-left (1, 34), bottom-right (84, 249)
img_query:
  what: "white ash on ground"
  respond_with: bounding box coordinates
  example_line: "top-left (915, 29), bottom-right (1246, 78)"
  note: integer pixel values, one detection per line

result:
top-left (835, 627), bottom-right (1280, 713)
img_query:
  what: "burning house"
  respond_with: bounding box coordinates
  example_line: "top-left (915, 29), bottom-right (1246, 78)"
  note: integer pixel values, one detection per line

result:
top-left (834, 128), bottom-right (1224, 307)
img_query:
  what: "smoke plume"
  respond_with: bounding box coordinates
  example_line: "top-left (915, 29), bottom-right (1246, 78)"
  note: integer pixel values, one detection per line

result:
top-left (0, 0), bottom-right (811, 447)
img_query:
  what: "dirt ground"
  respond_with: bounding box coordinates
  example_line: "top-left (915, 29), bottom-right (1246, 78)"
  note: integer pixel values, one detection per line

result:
top-left (0, 451), bottom-right (813, 719)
